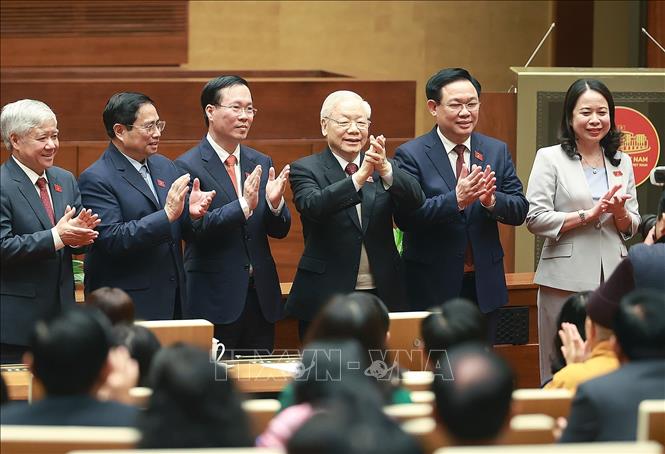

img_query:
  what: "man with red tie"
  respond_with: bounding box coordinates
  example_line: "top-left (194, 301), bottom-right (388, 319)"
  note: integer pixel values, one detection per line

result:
top-left (0, 99), bottom-right (100, 363)
top-left (393, 68), bottom-right (528, 342)
top-left (176, 76), bottom-right (291, 355)
top-left (286, 90), bottom-right (425, 339)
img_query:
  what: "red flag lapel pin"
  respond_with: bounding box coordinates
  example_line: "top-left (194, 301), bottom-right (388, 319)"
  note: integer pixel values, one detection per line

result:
top-left (53, 184), bottom-right (63, 193)
top-left (613, 170), bottom-right (623, 177)
top-left (474, 150), bottom-right (484, 161)
top-left (367, 176), bottom-right (374, 183)
top-left (156, 179), bottom-right (166, 188)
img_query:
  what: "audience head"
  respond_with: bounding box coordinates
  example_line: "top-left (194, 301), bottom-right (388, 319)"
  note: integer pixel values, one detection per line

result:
top-left (653, 190), bottom-right (665, 242)
top-left (200, 75), bottom-right (254, 150)
top-left (421, 298), bottom-right (486, 368)
top-left (26, 307), bottom-right (113, 396)
top-left (103, 92), bottom-right (163, 161)
top-left (294, 339), bottom-right (383, 409)
top-left (1, 99), bottom-right (58, 174)
top-left (112, 324), bottom-right (161, 387)
top-left (559, 78), bottom-right (621, 164)
top-left (551, 291), bottom-right (589, 375)
top-left (288, 389), bottom-right (423, 454)
top-left (320, 90), bottom-right (372, 162)
top-left (613, 289), bottom-right (665, 362)
top-left (306, 292), bottom-right (390, 354)
top-left (85, 287), bottom-right (135, 325)
top-left (432, 343), bottom-right (515, 445)
top-left (0, 373), bottom-right (8, 405)
top-left (425, 68), bottom-right (482, 144)
top-left (139, 343), bottom-right (252, 448)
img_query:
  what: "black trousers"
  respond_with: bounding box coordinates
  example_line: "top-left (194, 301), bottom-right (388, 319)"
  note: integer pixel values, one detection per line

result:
top-left (460, 271), bottom-right (500, 344)
top-left (213, 282), bottom-right (274, 358)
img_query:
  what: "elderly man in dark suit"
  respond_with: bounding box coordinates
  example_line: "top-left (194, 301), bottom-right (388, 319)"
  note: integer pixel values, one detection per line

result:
top-left (78, 92), bottom-right (214, 321)
top-left (176, 76), bottom-right (290, 354)
top-left (286, 90), bottom-right (425, 339)
top-left (0, 99), bottom-right (100, 364)
top-left (393, 68), bottom-right (528, 341)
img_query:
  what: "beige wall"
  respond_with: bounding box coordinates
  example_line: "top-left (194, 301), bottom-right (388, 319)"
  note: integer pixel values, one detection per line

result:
top-left (593, 0), bottom-right (641, 67)
top-left (188, 0), bottom-right (553, 135)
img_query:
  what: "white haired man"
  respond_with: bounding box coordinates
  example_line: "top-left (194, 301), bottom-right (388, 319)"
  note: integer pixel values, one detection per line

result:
top-left (1, 99), bottom-right (100, 363)
top-left (285, 90), bottom-right (425, 339)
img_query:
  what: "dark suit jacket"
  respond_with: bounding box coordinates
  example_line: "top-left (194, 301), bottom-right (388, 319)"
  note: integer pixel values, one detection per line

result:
top-left (175, 138), bottom-right (290, 324)
top-left (393, 128), bottom-right (527, 312)
top-left (0, 394), bottom-right (138, 426)
top-left (1, 158), bottom-right (81, 346)
top-left (561, 360), bottom-right (665, 442)
top-left (78, 143), bottom-right (188, 320)
top-left (285, 147), bottom-right (425, 321)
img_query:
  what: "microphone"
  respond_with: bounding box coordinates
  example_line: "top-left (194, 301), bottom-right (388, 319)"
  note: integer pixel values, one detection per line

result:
top-left (641, 27), bottom-right (665, 55)
top-left (508, 22), bottom-right (556, 93)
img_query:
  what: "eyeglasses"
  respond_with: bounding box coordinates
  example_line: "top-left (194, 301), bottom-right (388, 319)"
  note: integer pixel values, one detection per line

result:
top-left (324, 117), bottom-right (371, 131)
top-left (127, 120), bottom-right (166, 134)
top-left (442, 101), bottom-right (481, 113)
top-left (215, 104), bottom-right (258, 116)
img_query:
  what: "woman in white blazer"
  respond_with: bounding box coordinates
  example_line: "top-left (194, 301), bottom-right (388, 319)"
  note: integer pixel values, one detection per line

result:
top-left (526, 79), bottom-right (640, 384)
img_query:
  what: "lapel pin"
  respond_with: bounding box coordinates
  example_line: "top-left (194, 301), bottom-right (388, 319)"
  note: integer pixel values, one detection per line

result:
top-left (367, 176), bottom-right (374, 183)
top-left (53, 184), bottom-right (63, 193)
top-left (613, 170), bottom-right (623, 177)
top-left (156, 179), bottom-right (166, 188)
top-left (474, 151), bottom-right (484, 161)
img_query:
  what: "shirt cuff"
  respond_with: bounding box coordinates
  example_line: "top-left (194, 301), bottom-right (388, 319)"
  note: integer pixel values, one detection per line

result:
top-left (266, 194), bottom-right (285, 215)
top-left (51, 227), bottom-right (65, 251)
top-left (239, 197), bottom-right (252, 219)
top-left (381, 167), bottom-right (394, 190)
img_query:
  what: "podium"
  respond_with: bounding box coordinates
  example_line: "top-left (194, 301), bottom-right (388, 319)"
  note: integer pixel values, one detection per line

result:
top-left (510, 67), bottom-right (665, 272)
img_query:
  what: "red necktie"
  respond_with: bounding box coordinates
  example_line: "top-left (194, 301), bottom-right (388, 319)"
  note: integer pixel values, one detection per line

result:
top-left (225, 155), bottom-right (239, 194)
top-left (345, 162), bottom-right (358, 176)
top-left (36, 177), bottom-right (56, 226)
top-left (454, 144), bottom-right (467, 179)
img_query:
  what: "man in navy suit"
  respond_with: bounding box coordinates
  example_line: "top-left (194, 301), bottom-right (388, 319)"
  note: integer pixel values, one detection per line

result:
top-left (79, 92), bottom-right (214, 321)
top-left (176, 76), bottom-right (290, 354)
top-left (393, 68), bottom-right (527, 340)
top-left (1, 99), bottom-right (100, 364)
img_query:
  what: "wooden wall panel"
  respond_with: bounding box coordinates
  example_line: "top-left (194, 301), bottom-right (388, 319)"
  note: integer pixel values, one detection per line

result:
top-left (0, 1), bottom-right (188, 67)
top-left (646, 0), bottom-right (665, 68)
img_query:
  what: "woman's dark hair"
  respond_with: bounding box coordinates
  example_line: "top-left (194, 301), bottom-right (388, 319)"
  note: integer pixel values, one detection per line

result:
top-left (293, 340), bottom-right (383, 408)
top-left (559, 78), bottom-right (621, 166)
top-left (551, 291), bottom-right (590, 375)
top-left (138, 343), bottom-right (252, 448)
top-left (305, 292), bottom-right (390, 353)
top-left (112, 324), bottom-right (161, 387)
top-left (85, 287), bottom-right (135, 325)
top-left (421, 298), bottom-right (487, 357)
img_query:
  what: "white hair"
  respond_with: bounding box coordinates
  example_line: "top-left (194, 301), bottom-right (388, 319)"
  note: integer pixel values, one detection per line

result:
top-left (1, 99), bottom-right (56, 151)
top-left (320, 90), bottom-right (371, 121)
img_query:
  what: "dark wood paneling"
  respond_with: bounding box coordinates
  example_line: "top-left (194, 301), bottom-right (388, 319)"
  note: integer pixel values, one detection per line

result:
top-left (1, 80), bottom-right (416, 140)
top-left (554, 0), bottom-right (594, 67)
top-left (646, 0), bottom-right (665, 68)
top-left (0, 1), bottom-right (188, 67)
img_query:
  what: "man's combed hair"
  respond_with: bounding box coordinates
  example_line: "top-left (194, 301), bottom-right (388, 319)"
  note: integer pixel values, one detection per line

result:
top-left (102, 92), bottom-right (154, 139)
top-left (1, 99), bottom-right (56, 150)
top-left (200, 75), bottom-right (250, 127)
top-left (425, 68), bottom-right (482, 104)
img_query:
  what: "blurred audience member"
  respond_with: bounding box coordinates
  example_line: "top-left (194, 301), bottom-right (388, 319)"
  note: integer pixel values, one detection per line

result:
top-left (421, 298), bottom-right (486, 370)
top-left (548, 291), bottom-right (589, 378)
top-left (86, 286), bottom-right (135, 325)
top-left (0, 307), bottom-right (138, 426)
top-left (279, 292), bottom-right (410, 409)
top-left (545, 292), bottom-right (618, 391)
top-left (259, 340), bottom-right (381, 449)
top-left (113, 323), bottom-right (161, 387)
top-left (561, 289), bottom-right (665, 442)
top-left (138, 343), bottom-right (252, 448)
top-left (432, 343), bottom-right (515, 445)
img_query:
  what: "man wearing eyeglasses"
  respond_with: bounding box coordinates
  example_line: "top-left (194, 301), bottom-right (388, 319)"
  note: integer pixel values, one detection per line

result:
top-left (286, 90), bottom-right (425, 339)
top-left (393, 68), bottom-right (527, 342)
top-left (176, 76), bottom-right (291, 355)
top-left (79, 92), bottom-right (215, 320)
